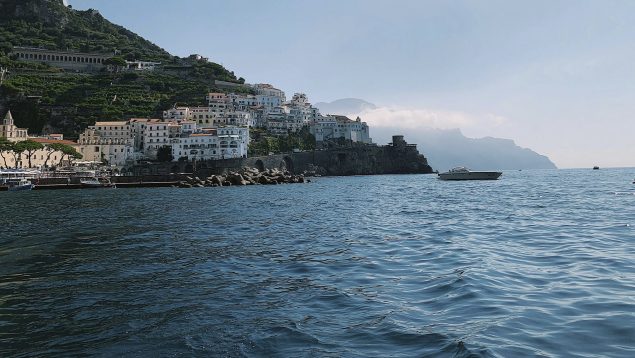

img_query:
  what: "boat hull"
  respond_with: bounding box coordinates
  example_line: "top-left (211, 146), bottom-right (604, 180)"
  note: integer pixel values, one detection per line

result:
top-left (7, 184), bottom-right (35, 191)
top-left (80, 183), bottom-right (115, 188)
top-left (80, 178), bottom-right (115, 188)
top-left (438, 171), bottom-right (502, 180)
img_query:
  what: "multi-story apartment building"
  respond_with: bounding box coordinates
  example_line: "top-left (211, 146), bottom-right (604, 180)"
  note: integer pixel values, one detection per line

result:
top-left (77, 129), bottom-right (136, 167)
top-left (170, 125), bottom-right (249, 161)
top-left (310, 115), bottom-right (371, 144)
top-left (143, 121), bottom-right (169, 159)
top-left (252, 83), bottom-right (286, 104)
top-left (85, 121), bottom-right (134, 145)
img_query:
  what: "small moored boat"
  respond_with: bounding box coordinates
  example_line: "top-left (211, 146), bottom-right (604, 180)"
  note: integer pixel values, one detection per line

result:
top-left (438, 167), bottom-right (502, 181)
top-left (7, 178), bottom-right (35, 191)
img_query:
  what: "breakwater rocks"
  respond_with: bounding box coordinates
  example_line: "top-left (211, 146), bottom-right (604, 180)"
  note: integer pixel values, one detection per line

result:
top-left (176, 167), bottom-right (309, 188)
top-left (127, 136), bottom-right (434, 177)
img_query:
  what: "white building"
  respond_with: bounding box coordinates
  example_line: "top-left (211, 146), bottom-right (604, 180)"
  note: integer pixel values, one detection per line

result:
top-left (170, 126), bottom-right (249, 161)
top-left (129, 118), bottom-right (164, 152)
top-left (143, 121), bottom-right (169, 159)
top-left (0, 111), bottom-right (28, 142)
top-left (228, 93), bottom-right (259, 110)
top-left (252, 83), bottom-right (286, 104)
top-left (310, 115), bottom-right (371, 144)
top-left (77, 124), bottom-right (139, 166)
top-left (171, 131), bottom-right (219, 161)
top-left (126, 60), bottom-right (161, 71)
top-left (207, 92), bottom-right (229, 104)
top-left (163, 107), bottom-right (191, 121)
top-left (256, 94), bottom-right (283, 109)
top-left (218, 126), bottom-right (249, 159)
top-left (77, 136), bottom-right (136, 167)
top-left (167, 120), bottom-right (197, 138)
top-left (86, 121), bottom-right (134, 145)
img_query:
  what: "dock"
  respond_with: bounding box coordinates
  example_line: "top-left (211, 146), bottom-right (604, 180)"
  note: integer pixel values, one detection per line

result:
top-left (1, 181), bottom-right (181, 191)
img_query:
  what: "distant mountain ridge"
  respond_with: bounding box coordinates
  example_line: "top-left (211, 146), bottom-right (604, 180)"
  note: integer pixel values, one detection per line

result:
top-left (315, 100), bottom-right (557, 171)
top-left (405, 128), bottom-right (557, 171)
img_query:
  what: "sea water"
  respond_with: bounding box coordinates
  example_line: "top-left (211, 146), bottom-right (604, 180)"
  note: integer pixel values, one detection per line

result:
top-left (1, 168), bottom-right (634, 357)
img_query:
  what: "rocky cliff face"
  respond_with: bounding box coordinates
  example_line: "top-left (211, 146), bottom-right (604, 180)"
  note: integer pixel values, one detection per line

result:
top-left (125, 141), bottom-right (434, 177)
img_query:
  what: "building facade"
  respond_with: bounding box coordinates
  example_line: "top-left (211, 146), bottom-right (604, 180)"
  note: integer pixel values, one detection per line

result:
top-left (0, 111), bottom-right (28, 142)
top-left (11, 47), bottom-right (110, 72)
top-left (310, 115), bottom-right (371, 144)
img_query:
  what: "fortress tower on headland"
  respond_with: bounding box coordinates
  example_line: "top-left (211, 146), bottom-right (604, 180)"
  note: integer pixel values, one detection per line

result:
top-left (391, 135), bottom-right (406, 148)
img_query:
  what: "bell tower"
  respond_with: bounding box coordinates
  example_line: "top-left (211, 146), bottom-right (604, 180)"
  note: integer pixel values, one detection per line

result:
top-left (3, 110), bottom-right (14, 126)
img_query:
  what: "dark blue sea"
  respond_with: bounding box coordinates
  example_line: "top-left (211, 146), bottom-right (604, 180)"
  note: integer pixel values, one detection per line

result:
top-left (1, 169), bottom-right (634, 357)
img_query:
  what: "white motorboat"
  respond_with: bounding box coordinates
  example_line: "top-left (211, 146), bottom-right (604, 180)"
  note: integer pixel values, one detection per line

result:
top-left (438, 167), bottom-right (502, 181)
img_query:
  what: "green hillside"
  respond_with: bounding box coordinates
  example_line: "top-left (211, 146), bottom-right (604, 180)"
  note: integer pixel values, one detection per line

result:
top-left (0, 0), bottom-right (173, 61)
top-left (0, 0), bottom-right (249, 138)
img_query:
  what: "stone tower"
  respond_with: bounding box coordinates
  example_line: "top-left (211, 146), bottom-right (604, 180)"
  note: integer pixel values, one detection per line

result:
top-left (392, 135), bottom-right (406, 148)
top-left (3, 109), bottom-right (13, 126)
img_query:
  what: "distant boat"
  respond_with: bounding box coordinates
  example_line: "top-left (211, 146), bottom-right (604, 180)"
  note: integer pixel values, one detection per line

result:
top-left (593, 166), bottom-right (600, 170)
top-left (438, 167), bottom-right (502, 181)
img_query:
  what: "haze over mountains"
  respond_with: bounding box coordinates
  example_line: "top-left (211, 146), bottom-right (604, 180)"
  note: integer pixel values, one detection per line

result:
top-left (314, 98), bottom-right (377, 116)
top-left (315, 99), bottom-right (557, 171)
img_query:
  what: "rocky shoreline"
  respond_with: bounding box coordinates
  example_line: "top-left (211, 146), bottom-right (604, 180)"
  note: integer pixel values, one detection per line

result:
top-left (175, 167), bottom-right (311, 188)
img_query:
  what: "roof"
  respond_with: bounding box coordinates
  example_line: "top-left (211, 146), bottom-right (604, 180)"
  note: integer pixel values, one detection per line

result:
top-left (4, 110), bottom-right (13, 120)
top-left (129, 118), bottom-right (163, 123)
top-left (31, 138), bottom-right (79, 146)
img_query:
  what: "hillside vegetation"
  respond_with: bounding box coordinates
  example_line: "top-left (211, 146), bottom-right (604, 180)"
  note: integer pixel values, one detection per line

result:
top-left (0, 0), bottom-right (171, 61)
top-left (0, 0), bottom-right (248, 138)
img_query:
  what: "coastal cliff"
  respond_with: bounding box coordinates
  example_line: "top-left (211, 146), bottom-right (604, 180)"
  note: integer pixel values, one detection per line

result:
top-left (126, 136), bottom-right (434, 177)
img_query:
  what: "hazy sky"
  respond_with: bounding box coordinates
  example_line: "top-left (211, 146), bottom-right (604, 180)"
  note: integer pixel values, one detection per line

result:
top-left (68, 0), bottom-right (635, 168)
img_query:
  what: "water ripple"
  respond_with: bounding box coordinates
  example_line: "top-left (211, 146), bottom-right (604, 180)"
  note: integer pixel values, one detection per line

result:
top-left (1, 168), bottom-right (635, 357)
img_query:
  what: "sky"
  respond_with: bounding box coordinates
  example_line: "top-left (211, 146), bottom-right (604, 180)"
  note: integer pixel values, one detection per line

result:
top-left (67, 0), bottom-right (635, 168)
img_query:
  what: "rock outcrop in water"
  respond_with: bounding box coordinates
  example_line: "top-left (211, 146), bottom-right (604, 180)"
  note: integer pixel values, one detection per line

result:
top-left (175, 168), bottom-right (309, 188)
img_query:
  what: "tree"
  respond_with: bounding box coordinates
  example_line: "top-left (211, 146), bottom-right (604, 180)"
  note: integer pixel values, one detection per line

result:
top-left (70, 151), bottom-right (83, 165)
top-left (19, 140), bottom-right (44, 168)
top-left (57, 144), bottom-right (82, 166)
top-left (157, 145), bottom-right (173, 162)
top-left (43, 143), bottom-right (67, 168)
top-left (104, 56), bottom-right (127, 72)
top-left (11, 141), bottom-right (26, 168)
top-left (297, 126), bottom-right (316, 151)
top-left (0, 137), bottom-right (13, 168)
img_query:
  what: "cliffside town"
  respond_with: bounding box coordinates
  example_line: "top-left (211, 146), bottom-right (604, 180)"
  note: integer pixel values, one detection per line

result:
top-left (0, 82), bottom-right (374, 169)
top-left (0, 0), bottom-right (433, 175)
